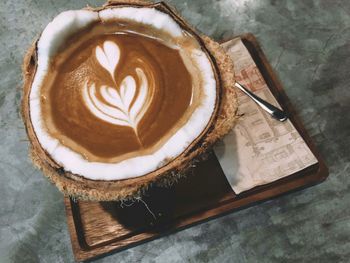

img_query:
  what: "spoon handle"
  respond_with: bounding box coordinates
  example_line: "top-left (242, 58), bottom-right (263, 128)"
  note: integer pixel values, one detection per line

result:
top-left (234, 82), bottom-right (288, 122)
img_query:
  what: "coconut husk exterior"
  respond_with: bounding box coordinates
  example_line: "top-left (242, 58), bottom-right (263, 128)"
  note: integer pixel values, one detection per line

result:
top-left (21, 0), bottom-right (238, 201)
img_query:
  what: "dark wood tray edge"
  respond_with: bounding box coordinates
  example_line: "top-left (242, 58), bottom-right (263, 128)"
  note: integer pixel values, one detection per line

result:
top-left (65, 165), bottom-right (326, 262)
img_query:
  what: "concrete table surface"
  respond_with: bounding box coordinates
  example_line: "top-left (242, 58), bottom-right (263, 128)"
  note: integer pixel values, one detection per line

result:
top-left (0, 0), bottom-right (349, 262)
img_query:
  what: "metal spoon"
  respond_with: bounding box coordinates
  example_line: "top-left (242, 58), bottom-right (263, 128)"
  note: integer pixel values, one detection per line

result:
top-left (234, 82), bottom-right (288, 122)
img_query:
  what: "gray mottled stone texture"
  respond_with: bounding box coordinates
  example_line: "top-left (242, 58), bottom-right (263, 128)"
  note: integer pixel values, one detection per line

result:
top-left (0, 0), bottom-right (349, 262)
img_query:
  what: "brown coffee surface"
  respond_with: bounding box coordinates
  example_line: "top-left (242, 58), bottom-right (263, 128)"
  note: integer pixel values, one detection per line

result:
top-left (41, 31), bottom-right (197, 162)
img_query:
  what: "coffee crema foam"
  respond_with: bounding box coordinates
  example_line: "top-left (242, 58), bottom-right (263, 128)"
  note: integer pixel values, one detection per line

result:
top-left (29, 7), bottom-right (217, 180)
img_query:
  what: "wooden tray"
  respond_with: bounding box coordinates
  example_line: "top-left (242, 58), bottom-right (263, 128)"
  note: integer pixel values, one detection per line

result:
top-left (64, 34), bottom-right (328, 262)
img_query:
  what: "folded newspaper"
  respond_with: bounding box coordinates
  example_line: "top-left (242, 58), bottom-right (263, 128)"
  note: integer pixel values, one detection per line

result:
top-left (214, 38), bottom-right (318, 194)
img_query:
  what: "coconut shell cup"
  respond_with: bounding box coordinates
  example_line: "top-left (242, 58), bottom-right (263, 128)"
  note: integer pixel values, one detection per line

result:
top-left (21, 0), bottom-right (238, 201)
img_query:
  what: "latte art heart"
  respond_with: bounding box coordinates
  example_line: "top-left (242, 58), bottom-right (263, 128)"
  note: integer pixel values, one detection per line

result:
top-left (95, 41), bottom-right (120, 81)
top-left (83, 41), bottom-right (153, 139)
